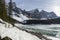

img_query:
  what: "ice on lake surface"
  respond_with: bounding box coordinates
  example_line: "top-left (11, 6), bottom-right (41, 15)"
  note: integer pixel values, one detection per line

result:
top-left (15, 24), bottom-right (60, 37)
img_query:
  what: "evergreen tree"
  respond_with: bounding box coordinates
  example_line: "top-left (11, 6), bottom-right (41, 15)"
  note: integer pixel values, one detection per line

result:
top-left (0, 0), bottom-right (17, 27)
top-left (0, 0), bottom-right (7, 19)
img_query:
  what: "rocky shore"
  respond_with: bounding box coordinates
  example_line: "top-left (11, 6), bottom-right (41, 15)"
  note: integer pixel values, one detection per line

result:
top-left (0, 21), bottom-right (51, 40)
top-left (0, 25), bottom-right (52, 40)
top-left (0, 31), bottom-right (52, 40)
top-left (25, 30), bottom-right (52, 40)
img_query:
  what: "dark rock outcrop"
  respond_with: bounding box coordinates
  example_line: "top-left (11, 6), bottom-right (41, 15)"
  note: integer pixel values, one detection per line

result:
top-left (1, 36), bottom-right (12, 40)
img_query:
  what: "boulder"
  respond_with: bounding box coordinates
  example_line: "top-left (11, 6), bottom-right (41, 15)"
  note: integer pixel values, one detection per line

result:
top-left (1, 36), bottom-right (12, 40)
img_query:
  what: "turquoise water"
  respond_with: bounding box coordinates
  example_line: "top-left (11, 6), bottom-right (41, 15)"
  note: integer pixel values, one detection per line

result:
top-left (16, 24), bottom-right (60, 37)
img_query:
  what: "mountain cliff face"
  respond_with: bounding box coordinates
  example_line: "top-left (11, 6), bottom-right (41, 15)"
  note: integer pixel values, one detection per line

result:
top-left (39, 10), bottom-right (57, 19)
top-left (27, 9), bottom-right (40, 18)
top-left (11, 8), bottom-right (58, 19)
top-left (22, 9), bottom-right (57, 19)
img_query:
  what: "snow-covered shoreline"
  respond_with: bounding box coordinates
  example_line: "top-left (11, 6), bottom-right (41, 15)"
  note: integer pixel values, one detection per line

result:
top-left (0, 22), bottom-right (60, 40)
top-left (0, 23), bottom-right (41, 40)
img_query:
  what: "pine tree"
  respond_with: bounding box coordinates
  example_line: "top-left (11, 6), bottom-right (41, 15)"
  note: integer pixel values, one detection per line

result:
top-left (0, 0), bottom-right (7, 19)
top-left (0, 0), bottom-right (17, 27)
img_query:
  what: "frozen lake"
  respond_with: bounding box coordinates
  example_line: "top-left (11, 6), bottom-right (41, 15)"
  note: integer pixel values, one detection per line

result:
top-left (15, 24), bottom-right (60, 37)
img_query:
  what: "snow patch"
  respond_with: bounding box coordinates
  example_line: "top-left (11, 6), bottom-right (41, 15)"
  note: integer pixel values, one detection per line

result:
top-left (44, 35), bottom-right (60, 40)
top-left (0, 24), bottom-right (40, 40)
top-left (11, 13), bottom-right (29, 22)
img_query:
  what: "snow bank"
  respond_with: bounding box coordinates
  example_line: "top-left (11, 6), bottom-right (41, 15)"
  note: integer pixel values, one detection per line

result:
top-left (44, 35), bottom-right (60, 40)
top-left (0, 23), bottom-right (40, 40)
top-left (47, 36), bottom-right (60, 40)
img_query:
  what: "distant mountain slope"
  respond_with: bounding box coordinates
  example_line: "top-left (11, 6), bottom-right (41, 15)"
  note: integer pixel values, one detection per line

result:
top-left (39, 10), bottom-right (57, 19)
top-left (21, 9), bottom-right (58, 19)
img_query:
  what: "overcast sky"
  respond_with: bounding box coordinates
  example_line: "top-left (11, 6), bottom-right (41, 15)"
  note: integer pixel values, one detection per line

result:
top-left (6, 0), bottom-right (60, 16)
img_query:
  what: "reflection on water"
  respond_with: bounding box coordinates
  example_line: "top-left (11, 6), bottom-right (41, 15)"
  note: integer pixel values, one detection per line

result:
top-left (15, 24), bottom-right (60, 37)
